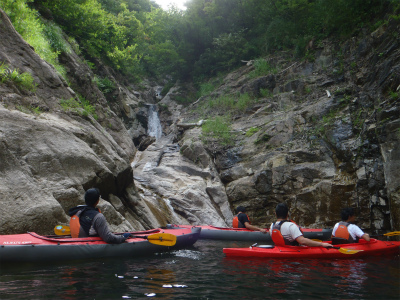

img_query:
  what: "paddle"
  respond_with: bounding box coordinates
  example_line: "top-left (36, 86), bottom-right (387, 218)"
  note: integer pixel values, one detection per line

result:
top-left (54, 225), bottom-right (177, 246)
top-left (54, 225), bottom-right (70, 235)
top-left (371, 231), bottom-right (400, 237)
top-left (327, 246), bottom-right (363, 255)
top-left (310, 238), bottom-right (363, 254)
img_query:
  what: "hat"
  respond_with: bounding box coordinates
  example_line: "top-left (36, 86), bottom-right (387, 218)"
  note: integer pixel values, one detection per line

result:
top-left (84, 188), bottom-right (100, 207)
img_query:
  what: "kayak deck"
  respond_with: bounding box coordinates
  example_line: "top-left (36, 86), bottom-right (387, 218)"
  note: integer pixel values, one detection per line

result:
top-left (223, 239), bottom-right (400, 259)
top-left (0, 227), bottom-right (201, 262)
top-left (173, 224), bottom-right (332, 241)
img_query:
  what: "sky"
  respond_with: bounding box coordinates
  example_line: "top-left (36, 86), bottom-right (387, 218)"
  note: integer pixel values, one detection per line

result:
top-left (152, 0), bottom-right (187, 10)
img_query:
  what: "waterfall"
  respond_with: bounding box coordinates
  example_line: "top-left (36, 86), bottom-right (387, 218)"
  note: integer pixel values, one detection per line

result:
top-left (147, 104), bottom-right (162, 140)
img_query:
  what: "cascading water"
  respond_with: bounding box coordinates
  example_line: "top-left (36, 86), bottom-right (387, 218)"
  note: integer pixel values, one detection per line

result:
top-left (147, 104), bottom-right (162, 140)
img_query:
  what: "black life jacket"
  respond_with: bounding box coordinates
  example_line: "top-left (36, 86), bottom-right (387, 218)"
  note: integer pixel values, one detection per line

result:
top-left (271, 220), bottom-right (300, 246)
top-left (68, 206), bottom-right (100, 237)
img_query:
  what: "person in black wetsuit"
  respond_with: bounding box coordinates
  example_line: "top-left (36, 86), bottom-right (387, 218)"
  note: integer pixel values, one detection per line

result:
top-left (68, 188), bottom-right (130, 243)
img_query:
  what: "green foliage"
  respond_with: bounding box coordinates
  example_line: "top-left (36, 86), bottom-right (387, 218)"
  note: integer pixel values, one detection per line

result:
top-left (2, 0), bottom-right (394, 84)
top-left (208, 92), bottom-right (256, 113)
top-left (245, 127), bottom-right (260, 137)
top-left (389, 90), bottom-right (399, 100)
top-left (0, 0), bottom-right (67, 79)
top-left (249, 59), bottom-right (277, 78)
top-left (59, 96), bottom-right (98, 119)
top-left (236, 93), bottom-right (254, 112)
top-left (93, 76), bottom-right (116, 94)
top-left (37, 0), bottom-right (144, 78)
top-left (255, 133), bottom-right (272, 145)
top-left (260, 88), bottom-right (273, 98)
top-left (201, 116), bottom-right (234, 145)
top-left (43, 21), bottom-right (71, 54)
top-left (0, 63), bottom-right (37, 91)
top-left (208, 94), bottom-right (235, 110)
top-left (198, 82), bottom-right (216, 97)
top-left (174, 95), bottom-right (194, 105)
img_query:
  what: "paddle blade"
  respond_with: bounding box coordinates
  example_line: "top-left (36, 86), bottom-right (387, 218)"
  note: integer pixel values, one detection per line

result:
top-left (54, 225), bottom-right (71, 235)
top-left (337, 247), bottom-right (363, 255)
top-left (384, 231), bottom-right (400, 236)
top-left (146, 233), bottom-right (177, 246)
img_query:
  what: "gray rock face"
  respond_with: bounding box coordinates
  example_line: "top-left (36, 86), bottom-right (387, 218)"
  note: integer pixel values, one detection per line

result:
top-left (1, 8), bottom-right (399, 235)
top-left (0, 9), bottom-right (141, 234)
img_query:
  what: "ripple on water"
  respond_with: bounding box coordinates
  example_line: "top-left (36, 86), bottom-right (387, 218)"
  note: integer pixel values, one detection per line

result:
top-left (171, 249), bottom-right (202, 260)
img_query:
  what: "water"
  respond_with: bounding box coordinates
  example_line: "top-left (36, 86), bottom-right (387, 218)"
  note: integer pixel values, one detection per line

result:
top-left (1, 240), bottom-right (399, 299)
top-left (147, 105), bottom-right (162, 140)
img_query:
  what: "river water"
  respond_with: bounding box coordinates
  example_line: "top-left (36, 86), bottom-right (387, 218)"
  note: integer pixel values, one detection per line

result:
top-left (1, 240), bottom-right (399, 299)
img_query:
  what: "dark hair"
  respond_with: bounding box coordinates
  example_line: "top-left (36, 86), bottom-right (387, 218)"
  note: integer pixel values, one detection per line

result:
top-left (236, 206), bottom-right (246, 213)
top-left (340, 207), bottom-right (354, 221)
top-left (85, 188), bottom-right (100, 207)
top-left (275, 203), bottom-right (289, 219)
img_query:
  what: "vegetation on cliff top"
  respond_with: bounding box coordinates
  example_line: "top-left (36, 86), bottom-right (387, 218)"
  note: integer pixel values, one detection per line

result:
top-left (1, 0), bottom-right (399, 85)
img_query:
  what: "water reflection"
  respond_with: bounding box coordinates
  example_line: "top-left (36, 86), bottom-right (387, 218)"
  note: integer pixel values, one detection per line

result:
top-left (1, 241), bottom-right (399, 300)
top-left (222, 256), bottom-right (399, 299)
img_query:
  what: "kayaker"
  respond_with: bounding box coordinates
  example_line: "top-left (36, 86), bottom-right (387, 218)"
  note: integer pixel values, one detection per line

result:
top-left (331, 207), bottom-right (370, 244)
top-left (232, 206), bottom-right (267, 233)
top-left (270, 203), bottom-right (331, 248)
top-left (68, 188), bottom-right (131, 243)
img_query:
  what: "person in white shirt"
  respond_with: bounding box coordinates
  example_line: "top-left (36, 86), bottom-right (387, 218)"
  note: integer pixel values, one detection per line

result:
top-left (331, 207), bottom-right (370, 244)
top-left (270, 203), bottom-right (331, 248)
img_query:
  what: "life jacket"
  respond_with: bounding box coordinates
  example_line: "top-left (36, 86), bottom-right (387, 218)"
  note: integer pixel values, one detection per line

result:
top-left (271, 220), bottom-right (300, 246)
top-left (232, 213), bottom-right (251, 228)
top-left (68, 206), bottom-right (100, 238)
top-left (332, 221), bottom-right (358, 245)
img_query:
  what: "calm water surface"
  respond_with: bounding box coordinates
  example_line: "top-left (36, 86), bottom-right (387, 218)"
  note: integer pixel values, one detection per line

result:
top-left (1, 240), bottom-right (399, 299)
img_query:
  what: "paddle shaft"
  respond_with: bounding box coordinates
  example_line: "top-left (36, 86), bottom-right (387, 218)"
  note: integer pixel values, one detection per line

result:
top-left (54, 225), bottom-right (177, 246)
top-left (370, 231), bottom-right (400, 237)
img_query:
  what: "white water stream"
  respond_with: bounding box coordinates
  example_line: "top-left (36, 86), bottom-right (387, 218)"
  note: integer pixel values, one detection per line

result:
top-left (147, 104), bottom-right (162, 140)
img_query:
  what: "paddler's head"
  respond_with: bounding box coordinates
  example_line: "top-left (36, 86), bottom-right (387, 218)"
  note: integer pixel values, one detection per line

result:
top-left (275, 203), bottom-right (289, 219)
top-left (341, 207), bottom-right (356, 222)
top-left (85, 188), bottom-right (101, 207)
top-left (236, 206), bottom-right (246, 214)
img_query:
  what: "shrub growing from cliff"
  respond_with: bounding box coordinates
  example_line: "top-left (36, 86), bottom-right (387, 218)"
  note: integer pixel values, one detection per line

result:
top-left (0, 63), bottom-right (37, 92)
top-left (59, 96), bottom-right (98, 120)
top-left (201, 116), bottom-right (234, 146)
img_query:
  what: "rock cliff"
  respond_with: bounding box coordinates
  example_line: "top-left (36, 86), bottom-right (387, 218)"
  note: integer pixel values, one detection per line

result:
top-left (0, 8), bottom-right (399, 234)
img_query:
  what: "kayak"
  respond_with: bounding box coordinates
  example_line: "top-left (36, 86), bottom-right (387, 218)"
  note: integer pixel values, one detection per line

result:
top-left (172, 224), bottom-right (332, 242)
top-left (223, 239), bottom-right (400, 259)
top-left (0, 226), bottom-right (201, 263)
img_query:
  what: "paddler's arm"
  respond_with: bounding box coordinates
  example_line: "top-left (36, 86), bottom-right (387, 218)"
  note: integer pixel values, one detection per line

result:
top-left (93, 213), bottom-right (127, 244)
top-left (361, 233), bottom-right (370, 242)
top-left (244, 222), bottom-right (267, 233)
top-left (296, 235), bottom-right (331, 247)
top-left (354, 225), bottom-right (370, 242)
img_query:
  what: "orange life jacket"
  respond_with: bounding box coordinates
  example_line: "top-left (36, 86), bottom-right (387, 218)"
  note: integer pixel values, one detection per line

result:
top-left (232, 213), bottom-right (251, 228)
top-left (271, 220), bottom-right (300, 246)
top-left (69, 207), bottom-right (101, 238)
top-left (332, 221), bottom-right (357, 244)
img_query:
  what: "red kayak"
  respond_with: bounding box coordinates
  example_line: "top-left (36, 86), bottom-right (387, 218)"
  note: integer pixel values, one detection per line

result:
top-left (223, 239), bottom-right (400, 259)
top-left (0, 227), bottom-right (201, 263)
top-left (172, 224), bottom-right (332, 241)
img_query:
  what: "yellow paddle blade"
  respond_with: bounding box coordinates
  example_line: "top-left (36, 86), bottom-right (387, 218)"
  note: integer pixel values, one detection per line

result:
top-left (337, 247), bottom-right (363, 255)
top-left (54, 225), bottom-right (71, 235)
top-left (311, 239), bottom-right (322, 242)
top-left (145, 233), bottom-right (177, 246)
top-left (384, 231), bottom-right (400, 236)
